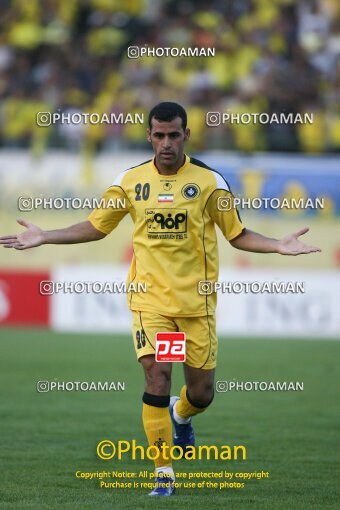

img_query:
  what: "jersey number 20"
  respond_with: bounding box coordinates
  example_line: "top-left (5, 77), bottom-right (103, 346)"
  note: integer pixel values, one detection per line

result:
top-left (135, 183), bottom-right (150, 201)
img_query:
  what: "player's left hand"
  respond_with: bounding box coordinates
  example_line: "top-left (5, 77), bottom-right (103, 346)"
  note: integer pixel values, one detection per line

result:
top-left (277, 227), bottom-right (321, 256)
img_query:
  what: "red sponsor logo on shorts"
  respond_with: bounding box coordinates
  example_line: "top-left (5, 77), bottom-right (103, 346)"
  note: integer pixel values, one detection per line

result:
top-left (155, 332), bottom-right (186, 362)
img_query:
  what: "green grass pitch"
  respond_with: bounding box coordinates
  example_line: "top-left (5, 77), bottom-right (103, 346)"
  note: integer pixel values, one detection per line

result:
top-left (0, 328), bottom-right (339, 510)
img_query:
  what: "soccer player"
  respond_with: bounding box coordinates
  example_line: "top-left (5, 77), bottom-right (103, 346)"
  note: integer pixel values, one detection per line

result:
top-left (0, 102), bottom-right (321, 497)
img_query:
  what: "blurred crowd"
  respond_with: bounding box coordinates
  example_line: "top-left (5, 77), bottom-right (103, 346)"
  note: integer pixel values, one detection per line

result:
top-left (0, 0), bottom-right (339, 154)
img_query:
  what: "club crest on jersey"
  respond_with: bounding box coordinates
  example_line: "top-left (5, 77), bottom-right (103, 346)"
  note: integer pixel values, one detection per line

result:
top-left (182, 183), bottom-right (200, 200)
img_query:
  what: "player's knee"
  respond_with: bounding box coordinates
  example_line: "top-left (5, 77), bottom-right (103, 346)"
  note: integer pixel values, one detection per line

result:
top-left (140, 356), bottom-right (171, 381)
top-left (187, 382), bottom-right (214, 408)
top-left (139, 354), bottom-right (156, 372)
top-left (140, 355), bottom-right (171, 394)
top-left (145, 366), bottom-right (171, 387)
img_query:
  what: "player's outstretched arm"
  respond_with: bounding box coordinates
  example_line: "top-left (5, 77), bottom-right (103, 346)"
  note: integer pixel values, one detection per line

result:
top-left (0, 219), bottom-right (106, 251)
top-left (230, 227), bottom-right (321, 256)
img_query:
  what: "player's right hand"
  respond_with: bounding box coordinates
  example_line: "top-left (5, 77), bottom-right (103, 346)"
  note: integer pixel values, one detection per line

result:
top-left (0, 219), bottom-right (45, 250)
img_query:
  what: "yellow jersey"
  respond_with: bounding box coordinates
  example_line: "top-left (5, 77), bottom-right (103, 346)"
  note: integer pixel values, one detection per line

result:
top-left (88, 154), bottom-right (244, 316)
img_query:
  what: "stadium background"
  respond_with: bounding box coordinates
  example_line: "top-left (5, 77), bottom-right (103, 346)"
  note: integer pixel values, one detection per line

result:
top-left (0, 1), bottom-right (339, 509)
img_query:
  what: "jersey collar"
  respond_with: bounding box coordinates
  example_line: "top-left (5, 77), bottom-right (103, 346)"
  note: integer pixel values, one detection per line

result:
top-left (151, 153), bottom-right (190, 176)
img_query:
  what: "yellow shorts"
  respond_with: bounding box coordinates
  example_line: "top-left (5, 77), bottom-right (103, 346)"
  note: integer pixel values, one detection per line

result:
top-left (131, 311), bottom-right (217, 369)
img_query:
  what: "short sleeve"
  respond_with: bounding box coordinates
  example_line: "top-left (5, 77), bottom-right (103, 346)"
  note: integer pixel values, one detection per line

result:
top-left (88, 185), bottom-right (129, 235)
top-left (206, 188), bottom-right (244, 241)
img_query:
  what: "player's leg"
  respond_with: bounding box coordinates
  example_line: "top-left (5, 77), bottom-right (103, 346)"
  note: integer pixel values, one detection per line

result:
top-left (169, 366), bottom-right (214, 452)
top-left (170, 314), bottom-right (217, 451)
top-left (178, 364), bottom-right (215, 417)
top-left (132, 312), bottom-right (176, 496)
top-left (140, 354), bottom-right (174, 477)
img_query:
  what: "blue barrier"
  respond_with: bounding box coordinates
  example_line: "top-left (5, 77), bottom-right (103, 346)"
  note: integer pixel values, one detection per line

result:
top-left (195, 152), bottom-right (340, 216)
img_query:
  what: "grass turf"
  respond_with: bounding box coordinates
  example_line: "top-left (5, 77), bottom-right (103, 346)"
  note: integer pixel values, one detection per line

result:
top-left (0, 328), bottom-right (339, 509)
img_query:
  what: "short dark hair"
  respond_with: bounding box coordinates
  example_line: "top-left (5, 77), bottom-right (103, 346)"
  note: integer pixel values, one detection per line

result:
top-left (148, 102), bottom-right (187, 130)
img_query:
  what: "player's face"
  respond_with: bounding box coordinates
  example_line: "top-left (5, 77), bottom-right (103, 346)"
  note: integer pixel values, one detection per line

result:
top-left (147, 117), bottom-right (190, 169)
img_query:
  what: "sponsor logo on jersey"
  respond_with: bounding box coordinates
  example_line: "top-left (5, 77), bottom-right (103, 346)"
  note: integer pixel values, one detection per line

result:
top-left (182, 183), bottom-right (201, 200)
top-left (145, 209), bottom-right (187, 233)
top-left (163, 182), bottom-right (173, 191)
